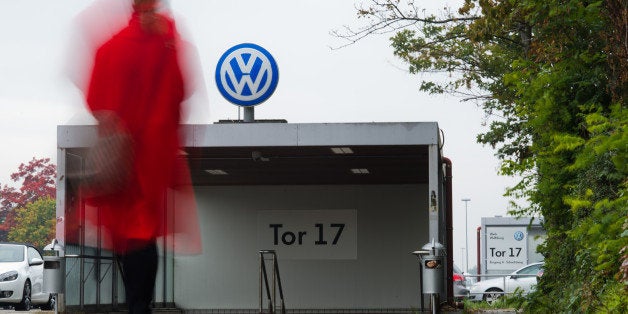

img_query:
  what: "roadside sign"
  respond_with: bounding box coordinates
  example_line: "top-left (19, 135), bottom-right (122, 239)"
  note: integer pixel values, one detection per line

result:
top-left (485, 226), bottom-right (528, 271)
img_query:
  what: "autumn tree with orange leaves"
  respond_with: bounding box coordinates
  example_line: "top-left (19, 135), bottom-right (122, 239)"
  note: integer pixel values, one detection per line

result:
top-left (0, 158), bottom-right (56, 244)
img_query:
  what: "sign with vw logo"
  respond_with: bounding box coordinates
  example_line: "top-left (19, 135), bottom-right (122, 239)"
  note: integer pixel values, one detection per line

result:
top-left (215, 43), bottom-right (279, 107)
top-left (486, 226), bottom-right (528, 270)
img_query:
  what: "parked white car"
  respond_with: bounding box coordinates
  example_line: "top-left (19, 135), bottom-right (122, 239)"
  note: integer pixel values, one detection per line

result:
top-left (0, 243), bottom-right (54, 310)
top-left (468, 262), bottom-right (544, 303)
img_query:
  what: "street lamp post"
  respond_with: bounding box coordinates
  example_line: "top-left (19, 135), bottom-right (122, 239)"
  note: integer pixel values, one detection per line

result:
top-left (462, 198), bottom-right (471, 274)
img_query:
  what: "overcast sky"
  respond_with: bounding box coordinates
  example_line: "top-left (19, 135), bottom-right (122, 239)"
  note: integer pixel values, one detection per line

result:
top-left (0, 0), bottom-right (521, 271)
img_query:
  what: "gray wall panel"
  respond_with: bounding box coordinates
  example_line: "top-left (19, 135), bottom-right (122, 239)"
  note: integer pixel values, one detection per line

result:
top-left (174, 184), bottom-right (428, 310)
top-left (296, 122), bottom-right (439, 146)
top-left (179, 122), bottom-right (440, 148)
top-left (59, 122), bottom-right (440, 149)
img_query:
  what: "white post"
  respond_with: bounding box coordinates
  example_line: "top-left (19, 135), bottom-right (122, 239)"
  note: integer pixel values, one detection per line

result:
top-left (462, 198), bottom-right (471, 274)
top-left (428, 145), bottom-right (440, 242)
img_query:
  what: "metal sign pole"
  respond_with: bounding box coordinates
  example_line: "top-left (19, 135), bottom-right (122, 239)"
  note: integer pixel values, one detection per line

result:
top-left (244, 107), bottom-right (254, 122)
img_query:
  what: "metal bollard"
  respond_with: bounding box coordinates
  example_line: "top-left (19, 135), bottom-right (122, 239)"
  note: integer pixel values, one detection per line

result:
top-left (43, 239), bottom-right (65, 314)
top-left (413, 239), bottom-right (445, 314)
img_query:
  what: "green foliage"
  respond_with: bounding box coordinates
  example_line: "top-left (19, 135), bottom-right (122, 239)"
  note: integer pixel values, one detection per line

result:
top-left (463, 289), bottom-right (529, 312)
top-left (341, 0), bottom-right (628, 311)
top-left (8, 197), bottom-right (55, 249)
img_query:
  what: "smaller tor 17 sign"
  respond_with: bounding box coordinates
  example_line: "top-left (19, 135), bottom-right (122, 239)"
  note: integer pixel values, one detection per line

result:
top-left (485, 226), bottom-right (528, 271)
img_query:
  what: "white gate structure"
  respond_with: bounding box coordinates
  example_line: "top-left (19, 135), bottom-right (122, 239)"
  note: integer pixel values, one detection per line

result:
top-left (56, 122), bottom-right (453, 312)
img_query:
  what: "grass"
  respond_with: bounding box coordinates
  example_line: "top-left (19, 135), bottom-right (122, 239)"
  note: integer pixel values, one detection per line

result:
top-left (463, 290), bottom-right (528, 313)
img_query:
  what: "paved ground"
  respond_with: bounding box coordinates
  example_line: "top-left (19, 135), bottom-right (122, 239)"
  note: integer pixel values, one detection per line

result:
top-left (0, 311), bottom-right (53, 313)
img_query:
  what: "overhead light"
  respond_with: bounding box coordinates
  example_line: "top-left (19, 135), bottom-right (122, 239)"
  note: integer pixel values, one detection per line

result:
top-left (350, 168), bottom-right (370, 174)
top-left (206, 169), bottom-right (228, 175)
top-left (331, 147), bottom-right (353, 154)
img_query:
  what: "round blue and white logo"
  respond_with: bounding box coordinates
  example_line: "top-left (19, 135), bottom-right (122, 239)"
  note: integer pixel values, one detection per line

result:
top-left (514, 231), bottom-right (525, 241)
top-left (215, 43), bottom-right (279, 107)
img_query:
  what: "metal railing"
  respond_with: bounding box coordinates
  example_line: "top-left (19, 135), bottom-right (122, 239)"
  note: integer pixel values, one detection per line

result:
top-left (259, 250), bottom-right (286, 314)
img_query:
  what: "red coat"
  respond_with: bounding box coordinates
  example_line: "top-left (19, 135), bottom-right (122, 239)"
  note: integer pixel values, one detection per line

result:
top-left (84, 11), bottom-right (200, 254)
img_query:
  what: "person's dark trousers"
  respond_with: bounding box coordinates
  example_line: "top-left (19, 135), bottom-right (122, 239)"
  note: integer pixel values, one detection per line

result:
top-left (120, 240), bottom-right (158, 314)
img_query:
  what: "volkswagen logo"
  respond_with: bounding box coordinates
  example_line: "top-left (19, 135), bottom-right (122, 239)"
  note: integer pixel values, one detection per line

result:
top-left (215, 43), bottom-right (279, 107)
top-left (514, 231), bottom-right (525, 241)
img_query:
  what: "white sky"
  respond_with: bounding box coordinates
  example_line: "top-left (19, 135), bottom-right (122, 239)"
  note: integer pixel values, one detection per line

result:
top-left (0, 0), bottom-right (521, 272)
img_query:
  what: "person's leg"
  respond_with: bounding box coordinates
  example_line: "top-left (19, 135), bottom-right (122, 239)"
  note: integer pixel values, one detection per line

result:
top-left (121, 240), bottom-right (158, 314)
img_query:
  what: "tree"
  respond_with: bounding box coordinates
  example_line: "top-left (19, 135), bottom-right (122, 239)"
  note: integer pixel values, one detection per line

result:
top-left (8, 197), bottom-right (56, 249)
top-left (336, 0), bottom-right (627, 311)
top-left (0, 157), bottom-right (56, 241)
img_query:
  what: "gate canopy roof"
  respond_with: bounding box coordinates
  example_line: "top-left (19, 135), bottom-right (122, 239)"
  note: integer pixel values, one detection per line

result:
top-left (58, 122), bottom-right (441, 186)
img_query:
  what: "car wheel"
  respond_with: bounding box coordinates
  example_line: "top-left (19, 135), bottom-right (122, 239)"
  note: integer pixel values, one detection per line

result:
top-left (40, 294), bottom-right (55, 310)
top-left (14, 281), bottom-right (31, 311)
top-left (483, 288), bottom-right (503, 304)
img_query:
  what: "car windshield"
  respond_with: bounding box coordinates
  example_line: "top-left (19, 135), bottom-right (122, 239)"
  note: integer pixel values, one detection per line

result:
top-left (453, 264), bottom-right (463, 274)
top-left (516, 263), bottom-right (542, 275)
top-left (0, 244), bottom-right (24, 262)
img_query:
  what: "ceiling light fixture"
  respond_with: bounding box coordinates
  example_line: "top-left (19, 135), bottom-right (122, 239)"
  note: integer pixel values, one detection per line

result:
top-left (206, 169), bottom-right (228, 175)
top-left (350, 168), bottom-right (370, 174)
top-left (331, 147), bottom-right (353, 154)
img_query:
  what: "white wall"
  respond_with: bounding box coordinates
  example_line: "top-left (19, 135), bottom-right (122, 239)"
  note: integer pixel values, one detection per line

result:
top-left (527, 227), bottom-right (545, 264)
top-left (174, 184), bottom-right (429, 310)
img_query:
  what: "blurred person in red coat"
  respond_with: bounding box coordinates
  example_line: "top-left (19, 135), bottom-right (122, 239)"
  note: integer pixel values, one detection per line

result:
top-left (81, 0), bottom-right (201, 312)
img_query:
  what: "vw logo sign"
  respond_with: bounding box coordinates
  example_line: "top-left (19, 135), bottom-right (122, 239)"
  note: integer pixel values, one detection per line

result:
top-left (215, 43), bottom-right (279, 107)
top-left (514, 231), bottom-right (525, 241)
